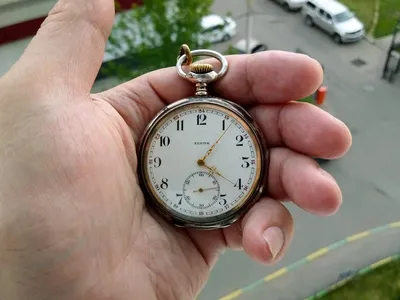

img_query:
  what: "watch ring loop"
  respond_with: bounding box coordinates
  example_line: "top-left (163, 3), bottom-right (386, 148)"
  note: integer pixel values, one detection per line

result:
top-left (176, 49), bottom-right (229, 83)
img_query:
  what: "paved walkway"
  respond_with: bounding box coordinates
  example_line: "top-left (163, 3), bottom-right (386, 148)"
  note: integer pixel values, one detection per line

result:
top-left (218, 222), bottom-right (400, 300)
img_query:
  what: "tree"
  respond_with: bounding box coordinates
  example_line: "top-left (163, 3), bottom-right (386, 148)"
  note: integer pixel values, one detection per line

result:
top-left (102, 0), bottom-right (214, 81)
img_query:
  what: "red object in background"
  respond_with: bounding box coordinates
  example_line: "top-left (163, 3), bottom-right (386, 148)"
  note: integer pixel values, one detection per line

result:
top-left (0, 0), bottom-right (142, 45)
top-left (315, 86), bottom-right (327, 105)
top-left (0, 17), bottom-right (46, 45)
top-left (117, 0), bottom-right (143, 9)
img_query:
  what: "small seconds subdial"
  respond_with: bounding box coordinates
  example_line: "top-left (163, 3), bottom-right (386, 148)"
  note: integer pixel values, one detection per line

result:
top-left (183, 171), bottom-right (220, 210)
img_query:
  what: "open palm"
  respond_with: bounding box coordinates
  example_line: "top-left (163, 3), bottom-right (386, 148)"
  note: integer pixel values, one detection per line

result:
top-left (0, 1), bottom-right (351, 300)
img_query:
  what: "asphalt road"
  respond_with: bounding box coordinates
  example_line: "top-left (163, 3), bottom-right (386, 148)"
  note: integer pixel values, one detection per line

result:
top-left (198, 0), bottom-right (400, 299)
top-left (235, 225), bottom-right (400, 300)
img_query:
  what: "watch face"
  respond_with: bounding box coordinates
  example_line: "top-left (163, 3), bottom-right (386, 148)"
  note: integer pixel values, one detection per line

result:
top-left (139, 98), bottom-right (265, 227)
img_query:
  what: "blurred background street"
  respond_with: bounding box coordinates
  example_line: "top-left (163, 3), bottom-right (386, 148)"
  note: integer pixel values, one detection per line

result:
top-left (199, 0), bottom-right (400, 299)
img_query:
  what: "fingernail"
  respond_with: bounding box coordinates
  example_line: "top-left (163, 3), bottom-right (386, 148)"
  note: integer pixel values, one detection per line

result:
top-left (320, 168), bottom-right (343, 208)
top-left (262, 227), bottom-right (284, 259)
top-left (320, 168), bottom-right (342, 195)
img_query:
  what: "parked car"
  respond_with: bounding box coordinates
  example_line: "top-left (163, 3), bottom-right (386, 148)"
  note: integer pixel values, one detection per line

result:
top-left (230, 38), bottom-right (268, 54)
top-left (302, 0), bottom-right (365, 44)
top-left (269, 0), bottom-right (307, 12)
top-left (199, 14), bottom-right (237, 44)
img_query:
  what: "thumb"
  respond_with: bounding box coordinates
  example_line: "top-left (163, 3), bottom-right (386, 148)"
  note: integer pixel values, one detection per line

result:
top-left (5, 0), bottom-right (115, 96)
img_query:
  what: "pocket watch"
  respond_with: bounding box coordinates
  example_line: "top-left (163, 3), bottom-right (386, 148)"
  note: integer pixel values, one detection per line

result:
top-left (137, 45), bottom-right (268, 229)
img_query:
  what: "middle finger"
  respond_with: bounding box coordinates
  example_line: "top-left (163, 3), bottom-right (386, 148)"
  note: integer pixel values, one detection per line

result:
top-left (249, 101), bottom-right (352, 159)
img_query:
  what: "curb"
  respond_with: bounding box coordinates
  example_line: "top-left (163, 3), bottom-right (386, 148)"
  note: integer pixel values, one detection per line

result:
top-left (218, 221), bottom-right (400, 300)
top-left (364, 35), bottom-right (376, 45)
top-left (305, 253), bottom-right (400, 300)
top-left (367, 0), bottom-right (380, 38)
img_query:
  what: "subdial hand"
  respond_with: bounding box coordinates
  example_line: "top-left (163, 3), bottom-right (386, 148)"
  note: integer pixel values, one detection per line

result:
top-left (193, 187), bottom-right (219, 193)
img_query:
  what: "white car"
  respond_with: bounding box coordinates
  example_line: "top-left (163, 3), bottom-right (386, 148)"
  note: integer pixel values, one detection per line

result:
top-left (302, 0), bottom-right (365, 43)
top-left (232, 38), bottom-right (268, 54)
top-left (270, 0), bottom-right (307, 11)
top-left (102, 11), bottom-right (236, 64)
top-left (199, 14), bottom-right (237, 44)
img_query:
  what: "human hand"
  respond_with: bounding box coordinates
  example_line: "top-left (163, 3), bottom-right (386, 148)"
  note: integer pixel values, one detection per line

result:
top-left (0, 1), bottom-right (352, 300)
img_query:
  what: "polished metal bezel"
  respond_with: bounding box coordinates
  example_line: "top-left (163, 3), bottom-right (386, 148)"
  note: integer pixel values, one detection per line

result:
top-left (137, 97), bottom-right (268, 230)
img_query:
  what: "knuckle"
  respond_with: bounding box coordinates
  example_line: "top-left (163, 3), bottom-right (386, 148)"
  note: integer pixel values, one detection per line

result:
top-left (40, 0), bottom-right (113, 41)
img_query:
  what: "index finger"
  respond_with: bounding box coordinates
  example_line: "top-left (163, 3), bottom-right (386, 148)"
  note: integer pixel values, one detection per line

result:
top-left (147, 50), bottom-right (323, 105)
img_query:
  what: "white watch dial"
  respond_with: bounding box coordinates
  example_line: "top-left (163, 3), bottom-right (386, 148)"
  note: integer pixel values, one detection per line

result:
top-left (142, 103), bottom-right (262, 220)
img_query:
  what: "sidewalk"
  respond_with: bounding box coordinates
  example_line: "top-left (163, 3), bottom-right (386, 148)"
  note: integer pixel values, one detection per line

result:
top-left (219, 222), bottom-right (400, 300)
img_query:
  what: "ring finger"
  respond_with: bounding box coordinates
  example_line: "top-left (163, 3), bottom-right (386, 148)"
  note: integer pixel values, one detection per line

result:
top-left (267, 147), bottom-right (342, 216)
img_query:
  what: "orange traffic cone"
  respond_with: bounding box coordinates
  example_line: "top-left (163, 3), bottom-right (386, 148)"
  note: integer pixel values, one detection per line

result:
top-left (315, 86), bottom-right (327, 105)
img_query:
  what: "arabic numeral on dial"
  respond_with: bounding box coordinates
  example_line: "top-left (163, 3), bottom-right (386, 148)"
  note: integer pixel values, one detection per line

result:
top-left (154, 157), bottom-right (162, 168)
top-left (241, 157), bottom-right (250, 168)
top-left (176, 120), bottom-right (184, 131)
top-left (222, 119), bottom-right (226, 130)
top-left (219, 194), bottom-right (227, 205)
top-left (236, 135), bottom-right (244, 146)
top-left (160, 136), bottom-right (170, 147)
top-left (234, 178), bottom-right (243, 190)
top-left (176, 193), bottom-right (183, 205)
top-left (160, 178), bottom-right (169, 189)
top-left (197, 114), bottom-right (207, 125)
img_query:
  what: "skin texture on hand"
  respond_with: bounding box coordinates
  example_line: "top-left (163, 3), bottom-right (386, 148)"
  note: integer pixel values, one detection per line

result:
top-left (0, 0), bottom-right (352, 300)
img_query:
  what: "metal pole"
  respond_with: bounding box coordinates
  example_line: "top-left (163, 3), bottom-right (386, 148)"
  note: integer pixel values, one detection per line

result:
top-left (246, 0), bottom-right (252, 54)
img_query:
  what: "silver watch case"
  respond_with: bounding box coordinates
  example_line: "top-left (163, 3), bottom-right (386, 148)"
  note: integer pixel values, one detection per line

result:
top-left (137, 96), bottom-right (269, 230)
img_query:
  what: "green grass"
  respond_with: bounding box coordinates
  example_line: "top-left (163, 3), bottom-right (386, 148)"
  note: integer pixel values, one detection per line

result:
top-left (340, 0), bottom-right (376, 33)
top-left (298, 95), bottom-right (315, 104)
top-left (375, 0), bottom-right (400, 38)
top-left (340, 0), bottom-right (399, 38)
top-left (319, 258), bottom-right (400, 300)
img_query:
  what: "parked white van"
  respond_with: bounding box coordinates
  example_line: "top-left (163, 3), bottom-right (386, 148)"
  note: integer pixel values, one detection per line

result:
top-left (302, 0), bottom-right (365, 44)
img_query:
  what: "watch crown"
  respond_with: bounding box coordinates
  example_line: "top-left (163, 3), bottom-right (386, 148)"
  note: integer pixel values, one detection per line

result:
top-left (190, 63), bottom-right (214, 74)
